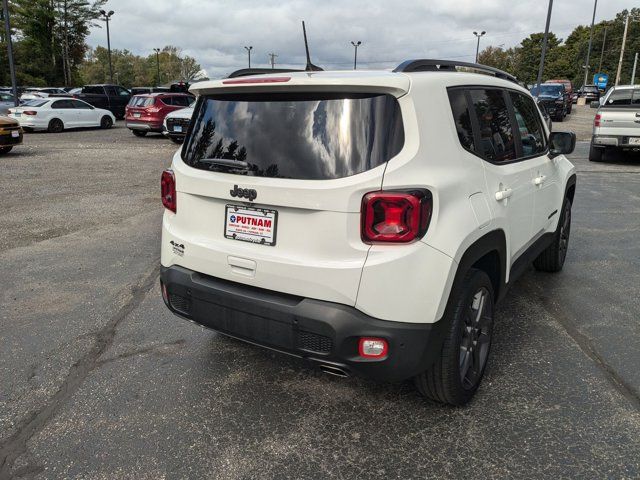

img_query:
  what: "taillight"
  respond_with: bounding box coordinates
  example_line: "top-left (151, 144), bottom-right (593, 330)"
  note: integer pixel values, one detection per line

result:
top-left (23, 111), bottom-right (37, 116)
top-left (358, 338), bottom-right (388, 359)
top-left (594, 114), bottom-right (601, 127)
top-left (361, 190), bottom-right (432, 243)
top-left (161, 170), bottom-right (176, 213)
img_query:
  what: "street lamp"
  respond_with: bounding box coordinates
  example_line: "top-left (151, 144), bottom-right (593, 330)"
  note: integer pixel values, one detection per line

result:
top-left (473, 31), bottom-right (486, 63)
top-left (351, 41), bottom-right (362, 70)
top-left (583, 0), bottom-right (598, 87)
top-left (153, 48), bottom-right (161, 86)
top-left (2, 0), bottom-right (18, 105)
top-left (244, 46), bottom-right (253, 68)
top-left (99, 9), bottom-right (115, 83)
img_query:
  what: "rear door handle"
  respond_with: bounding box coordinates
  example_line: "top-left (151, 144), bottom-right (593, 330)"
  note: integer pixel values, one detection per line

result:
top-left (533, 175), bottom-right (546, 186)
top-left (495, 188), bottom-right (513, 201)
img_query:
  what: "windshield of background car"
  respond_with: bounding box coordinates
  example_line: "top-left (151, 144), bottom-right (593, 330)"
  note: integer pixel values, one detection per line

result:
top-left (604, 89), bottom-right (640, 106)
top-left (584, 86), bottom-right (599, 93)
top-left (128, 96), bottom-right (155, 107)
top-left (182, 92), bottom-right (405, 180)
top-left (531, 85), bottom-right (563, 96)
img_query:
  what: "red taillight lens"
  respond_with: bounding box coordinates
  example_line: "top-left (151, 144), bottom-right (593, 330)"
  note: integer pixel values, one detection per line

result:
top-left (361, 190), bottom-right (432, 243)
top-left (358, 338), bottom-right (389, 358)
top-left (23, 111), bottom-right (37, 116)
top-left (161, 170), bottom-right (176, 213)
top-left (594, 114), bottom-right (601, 127)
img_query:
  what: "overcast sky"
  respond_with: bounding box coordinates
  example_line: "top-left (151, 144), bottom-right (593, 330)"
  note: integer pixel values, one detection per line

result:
top-left (86, 0), bottom-right (631, 79)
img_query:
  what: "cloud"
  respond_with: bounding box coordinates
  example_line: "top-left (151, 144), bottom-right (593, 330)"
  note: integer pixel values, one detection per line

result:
top-left (87, 0), bottom-right (630, 78)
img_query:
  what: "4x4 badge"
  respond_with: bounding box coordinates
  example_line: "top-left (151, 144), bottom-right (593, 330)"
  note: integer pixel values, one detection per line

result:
top-left (230, 184), bottom-right (257, 202)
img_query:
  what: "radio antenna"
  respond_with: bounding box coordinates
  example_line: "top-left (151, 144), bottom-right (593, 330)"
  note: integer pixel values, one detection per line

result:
top-left (302, 21), bottom-right (323, 71)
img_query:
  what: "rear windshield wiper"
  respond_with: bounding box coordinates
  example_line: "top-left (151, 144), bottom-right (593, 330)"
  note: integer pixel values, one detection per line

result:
top-left (195, 158), bottom-right (250, 172)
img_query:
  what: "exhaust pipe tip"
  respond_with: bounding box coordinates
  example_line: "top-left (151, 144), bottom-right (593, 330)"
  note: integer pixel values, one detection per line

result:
top-left (319, 364), bottom-right (349, 378)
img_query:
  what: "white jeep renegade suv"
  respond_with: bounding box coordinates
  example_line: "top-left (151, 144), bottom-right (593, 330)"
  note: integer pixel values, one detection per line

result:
top-left (160, 60), bottom-right (577, 406)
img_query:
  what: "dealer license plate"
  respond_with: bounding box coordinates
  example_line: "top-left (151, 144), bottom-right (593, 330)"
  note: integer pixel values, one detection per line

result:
top-left (133, 112), bottom-right (141, 118)
top-left (224, 205), bottom-right (277, 246)
top-left (173, 125), bottom-right (183, 133)
top-left (629, 137), bottom-right (640, 145)
top-left (11, 130), bottom-right (19, 138)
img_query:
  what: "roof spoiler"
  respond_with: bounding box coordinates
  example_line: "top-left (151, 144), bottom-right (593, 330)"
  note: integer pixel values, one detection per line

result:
top-left (394, 59), bottom-right (520, 85)
top-left (227, 68), bottom-right (305, 79)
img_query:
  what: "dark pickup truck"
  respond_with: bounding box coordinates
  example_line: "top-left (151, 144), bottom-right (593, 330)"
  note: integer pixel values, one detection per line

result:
top-left (74, 84), bottom-right (131, 119)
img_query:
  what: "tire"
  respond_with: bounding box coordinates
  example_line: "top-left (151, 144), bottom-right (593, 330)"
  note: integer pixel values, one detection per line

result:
top-left (0, 146), bottom-right (13, 154)
top-left (100, 115), bottom-right (113, 129)
top-left (169, 136), bottom-right (183, 144)
top-left (47, 118), bottom-right (64, 133)
top-left (132, 130), bottom-right (147, 137)
top-left (589, 144), bottom-right (605, 162)
top-left (533, 199), bottom-right (572, 273)
top-left (414, 268), bottom-right (494, 406)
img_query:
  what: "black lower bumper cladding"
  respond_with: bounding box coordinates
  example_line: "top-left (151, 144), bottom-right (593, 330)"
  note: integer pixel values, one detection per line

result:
top-left (160, 265), bottom-right (446, 382)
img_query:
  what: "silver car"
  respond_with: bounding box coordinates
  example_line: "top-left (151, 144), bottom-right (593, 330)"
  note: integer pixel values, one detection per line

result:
top-left (0, 92), bottom-right (16, 115)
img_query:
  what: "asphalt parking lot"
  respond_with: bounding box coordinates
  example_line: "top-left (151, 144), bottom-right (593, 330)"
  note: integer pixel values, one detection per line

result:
top-left (1, 115), bottom-right (639, 479)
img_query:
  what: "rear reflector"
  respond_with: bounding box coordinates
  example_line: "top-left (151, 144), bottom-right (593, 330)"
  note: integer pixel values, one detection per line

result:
top-left (361, 190), bottom-right (432, 243)
top-left (161, 169), bottom-right (176, 213)
top-left (222, 76), bottom-right (291, 85)
top-left (358, 338), bottom-right (388, 358)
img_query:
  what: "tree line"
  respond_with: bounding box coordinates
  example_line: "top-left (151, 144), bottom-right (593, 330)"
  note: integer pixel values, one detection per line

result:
top-left (478, 8), bottom-right (640, 87)
top-left (0, 0), bottom-right (204, 87)
top-left (1, 3), bottom-right (638, 89)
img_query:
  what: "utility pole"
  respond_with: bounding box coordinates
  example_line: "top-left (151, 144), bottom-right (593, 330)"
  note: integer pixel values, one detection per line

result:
top-left (351, 41), bottom-right (361, 70)
top-left (153, 48), bottom-right (161, 86)
top-left (615, 13), bottom-right (630, 86)
top-left (473, 31), bottom-right (486, 63)
top-left (597, 26), bottom-right (607, 73)
top-left (535, 0), bottom-right (553, 93)
top-left (583, 0), bottom-right (598, 87)
top-left (632, 52), bottom-right (638, 85)
top-left (244, 46), bottom-right (253, 68)
top-left (99, 10), bottom-right (115, 83)
top-left (2, 0), bottom-right (18, 106)
top-left (268, 52), bottom-right (278, 69)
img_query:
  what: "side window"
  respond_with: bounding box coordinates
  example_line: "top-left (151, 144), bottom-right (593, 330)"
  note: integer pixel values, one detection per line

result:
top-left (509, 92), bottom-right (547, 157)
top-left (83, 86), bottom-right (104, 95)
top-left (159, 96), bottom-right (172, 106)
top-left (447, 89), bottom-right (474, 151)
top-left (72, 100), bottom-right (92, 109)
top-left (172, 96), bottom-right (192, 107)
top-left (104, 86), bottom-right (118, 96)
top-left (116, 87), bottom-right (130, 96)
top-left (51, 99), bottom-right (73, 109)
top-left (469, 89), bottom-right (516, 163)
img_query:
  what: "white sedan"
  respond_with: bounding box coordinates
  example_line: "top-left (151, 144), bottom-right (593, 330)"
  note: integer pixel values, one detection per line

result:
top-left (8, 98), bottom-right (115, 133)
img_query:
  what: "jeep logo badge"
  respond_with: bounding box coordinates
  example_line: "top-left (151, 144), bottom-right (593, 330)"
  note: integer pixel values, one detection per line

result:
top-left (230, 185), bottom-right (257, 202)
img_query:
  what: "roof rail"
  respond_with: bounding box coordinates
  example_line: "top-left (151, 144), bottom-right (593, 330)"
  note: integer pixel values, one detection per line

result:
top-left (227, 68), bottom-right (305, 78)
top-left (393, 59), bottom-right (519, 84)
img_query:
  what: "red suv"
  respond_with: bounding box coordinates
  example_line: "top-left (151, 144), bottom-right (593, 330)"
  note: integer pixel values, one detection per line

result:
top-left (125, 93), bottom-right (194, 137)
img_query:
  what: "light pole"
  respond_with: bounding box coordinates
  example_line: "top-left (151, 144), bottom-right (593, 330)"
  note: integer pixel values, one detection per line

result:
top-left (473, 31), bottom-right (486, 63)
top-left (99, 9), bottom-right (114, 83)
top-left (2, 0), bottom-right (18, 106)
top-left (615, 13), bottom-right (634, 86)
top-left (351, 41), bottom-right (361, 70)
top-left (268, 52), bottom-right (278, 69)
top-left (583, 0), bottom-right (598, 87)
top-left (244, 46), bottom-right (253, 68)
top-left (535, 0), bottom-right (553, 94)
top-left (153, 48), bottom-right (161, 86)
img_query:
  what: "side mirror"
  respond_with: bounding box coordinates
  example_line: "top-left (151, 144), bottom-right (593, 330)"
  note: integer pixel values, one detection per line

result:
top-left (549, 132), bottom-right (576, 158)
top-left (590, 100), bottom-right (599, 108)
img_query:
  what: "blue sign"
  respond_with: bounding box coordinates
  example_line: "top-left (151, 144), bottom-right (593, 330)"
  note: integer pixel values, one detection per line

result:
top-left (593, 73), bottom-right (608, 89)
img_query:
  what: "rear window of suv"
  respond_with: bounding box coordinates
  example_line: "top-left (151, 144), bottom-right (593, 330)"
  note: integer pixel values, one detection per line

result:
top-left (129, 96), bottom-right (154, 107)
top-left (182, 92), bottom-right (404, 180)
top-left (604, 88), bottom-right (640, 106)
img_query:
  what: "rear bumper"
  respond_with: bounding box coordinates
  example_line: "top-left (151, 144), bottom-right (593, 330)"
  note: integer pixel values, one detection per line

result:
top-left (0, 131), bottom-right (23, 146)
top-left (592, 134), bottom-right (640, 148)
top-left (160, 265), bottom-right (447, 382)
top-left (126, 120), bottom-right (162, 131)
